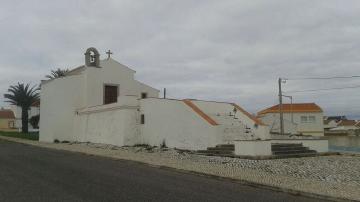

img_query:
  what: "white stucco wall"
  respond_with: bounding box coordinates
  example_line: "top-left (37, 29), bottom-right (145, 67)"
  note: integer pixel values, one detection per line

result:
top-left (84, 59), bottom-right (159, 107)
top-left (40, 74), bottom-right (85, 142)
top-left (140, 98), bottom-right (241, 150)
top-left (191, 100), bottom-right (270, 139)
top-left (138, 82), bottom-right (159, 98)
top-left (74, 99), bottom-right (140, 146)
top-left (259, 112), bottom-right (324, 136)
top-left (234, 140), bottom-right (272, 156)
top-left (40, 57), bottom-right (159, 143)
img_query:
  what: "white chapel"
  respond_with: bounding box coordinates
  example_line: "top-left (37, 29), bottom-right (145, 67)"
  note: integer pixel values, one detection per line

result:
top-left (40, 47), bottom-right (271, 150)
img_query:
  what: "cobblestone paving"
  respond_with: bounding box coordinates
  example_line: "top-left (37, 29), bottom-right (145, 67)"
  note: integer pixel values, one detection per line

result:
top-left (1, 136), bottom-right (359, 201)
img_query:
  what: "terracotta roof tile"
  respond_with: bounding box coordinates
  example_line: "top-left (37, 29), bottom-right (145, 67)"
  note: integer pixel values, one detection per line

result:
top-left (232, 104), bottom-right (265, 126)
top-left (31, 100), bottom-right (40, 107)
top-left (183, 99), bottom-right (218, 126)
top-left (0, 110), bottom-right (15, 119)
top-left (258, 103), bottom-right (323, 115)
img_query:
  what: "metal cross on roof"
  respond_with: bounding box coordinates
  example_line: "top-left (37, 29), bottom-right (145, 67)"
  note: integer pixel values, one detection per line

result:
top-left (106, 50), bottom-right (113, 59)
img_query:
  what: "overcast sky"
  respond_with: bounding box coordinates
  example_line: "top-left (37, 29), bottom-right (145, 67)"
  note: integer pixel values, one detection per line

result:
top-left (0, 0), bottom-right (359, 118)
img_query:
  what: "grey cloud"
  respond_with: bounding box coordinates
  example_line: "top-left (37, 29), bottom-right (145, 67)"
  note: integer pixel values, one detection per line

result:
top-left (0, 0), bottom-right (359, 117)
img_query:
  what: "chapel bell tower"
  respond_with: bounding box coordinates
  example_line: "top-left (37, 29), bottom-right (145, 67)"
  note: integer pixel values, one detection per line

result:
top-left (84, 47), bottom-right (100, 67)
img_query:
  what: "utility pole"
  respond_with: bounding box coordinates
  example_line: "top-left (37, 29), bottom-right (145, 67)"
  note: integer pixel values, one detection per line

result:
top-left (278, 78), bottom-right (284, 135)
top-left (283, 95), bottom-right (293, 123)
top-left (163, 88), bottom-right (166, 99)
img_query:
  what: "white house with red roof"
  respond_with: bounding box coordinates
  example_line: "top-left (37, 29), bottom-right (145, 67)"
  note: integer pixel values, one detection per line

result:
top-left (257, 103), bottom-right (324, 136)
top-left (40, 48), bottom-right (269, 150)
top-left (0, 109), bottom-right (16, 131)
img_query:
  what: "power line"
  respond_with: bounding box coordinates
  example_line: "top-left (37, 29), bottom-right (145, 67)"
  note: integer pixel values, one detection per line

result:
top-left (285, 75), bottom-right (360, 80)
top-left (285, 85), bottom-right (360, 93)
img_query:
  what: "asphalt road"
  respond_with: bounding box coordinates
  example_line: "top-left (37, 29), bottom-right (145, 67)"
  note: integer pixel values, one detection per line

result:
top-left (0, 140), bottom-right (328, 202)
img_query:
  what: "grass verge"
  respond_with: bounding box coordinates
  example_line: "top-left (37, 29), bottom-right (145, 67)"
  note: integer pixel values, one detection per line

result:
top-left (0, 131), bottom-right (39, 141)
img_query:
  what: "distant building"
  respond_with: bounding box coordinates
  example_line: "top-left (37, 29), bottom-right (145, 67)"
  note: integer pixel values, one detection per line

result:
top-left (323, 119), bottom-right (338, 131)
top-left (324, 116), bottom-right (347, 122)
top-left (10, 101), bottom-right (40, 132)
top-left (0, 109), bottom-right (16, 132)
top-left (329, 120), bottom-right (360, 134)
top-left (257, 103), bottom-right (324, 136)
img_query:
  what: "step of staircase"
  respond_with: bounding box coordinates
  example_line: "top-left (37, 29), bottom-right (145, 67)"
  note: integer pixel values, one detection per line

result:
top-left (272, 146), bottom-right (309, 152)
top-left (207, 147), bottom-right (234, 151)
top-left (271, 143), bottom-right (303, 148)
top-left (272, 143), bottom-right (318, 157)
top-left (273, 150), bottom-right (317, 155)
top-left (197, 144), bottom-right (235, 156)
top-left (215, 144), bottom-right (235, 149)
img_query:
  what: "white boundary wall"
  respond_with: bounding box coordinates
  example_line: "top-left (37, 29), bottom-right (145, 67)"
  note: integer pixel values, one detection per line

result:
top-left (139, 98), bottom-right (220, 150)
top-left (74, 96), bottom-right (140, 146)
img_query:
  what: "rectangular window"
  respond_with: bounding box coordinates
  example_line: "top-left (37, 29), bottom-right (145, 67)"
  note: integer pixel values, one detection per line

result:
top-left (308, 116), bottom-right (316, 123)
top-left (104, 85), bottom-right (118, 104)
top-left (141, 114), bottom-right (145, 124)
top-left (141, 92), bottom-right (148, 99)
top-left (301, 116), bottom-right (308, 123)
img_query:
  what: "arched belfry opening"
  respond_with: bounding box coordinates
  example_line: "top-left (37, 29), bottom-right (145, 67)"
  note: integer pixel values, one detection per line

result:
top-left (84, 47), bottom-right (100, 67)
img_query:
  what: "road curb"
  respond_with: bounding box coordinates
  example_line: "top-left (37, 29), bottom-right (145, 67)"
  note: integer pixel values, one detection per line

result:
top-left (0, 136), bottom-right (356, 202)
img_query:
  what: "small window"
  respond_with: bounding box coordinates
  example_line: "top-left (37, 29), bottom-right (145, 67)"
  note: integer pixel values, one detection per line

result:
top-left (141, 114), bottom-right (145, 124)
top-left (104, 85), bottom-right (118, 104)
top-left (308, 116), bottom-right (316, 123)
top-left (301, 116), bottom-right (308, 123)
top-left (141, 92), bottom-right (148, 99)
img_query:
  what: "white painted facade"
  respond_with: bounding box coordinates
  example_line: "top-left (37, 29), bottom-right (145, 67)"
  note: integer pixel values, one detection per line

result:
top-left (40, 48), bottom-right (270, 150)
top-left (40, 54), bottom-right (159, 143)
top-left (258, 112), bottom-right (324, 136)
top-left (139, 98), bottom-right (270, 150)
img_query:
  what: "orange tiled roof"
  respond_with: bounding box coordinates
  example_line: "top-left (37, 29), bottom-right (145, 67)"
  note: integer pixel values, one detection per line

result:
top-left (232, 104), bottom-right (265, 126)
top-left (258, 103), bottom-right (323, 115)
top-left (183, 99), bottom-right (219, 126)
top-left (31, 100), bottom-right (40, 107)
top-left (0, 110), bottom-right (15, 119)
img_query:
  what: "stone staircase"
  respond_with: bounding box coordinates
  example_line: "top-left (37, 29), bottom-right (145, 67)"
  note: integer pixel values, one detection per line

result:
top-left (197, 144), bottom-right (235, 157)
top-left (271, 143), bottom-right (317, 158)
top-left (197, 143), bottom-right (318, 158)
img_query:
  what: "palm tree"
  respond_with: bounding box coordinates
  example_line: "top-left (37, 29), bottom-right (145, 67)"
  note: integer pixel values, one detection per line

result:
top-left (45, 68), bottom-right (69, 79)
top-left (4, 83), bottom-right (40, 133)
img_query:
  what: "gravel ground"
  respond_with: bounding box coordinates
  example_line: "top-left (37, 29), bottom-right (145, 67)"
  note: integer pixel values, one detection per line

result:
top-left (1, 136), bottom-right (359, 201)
